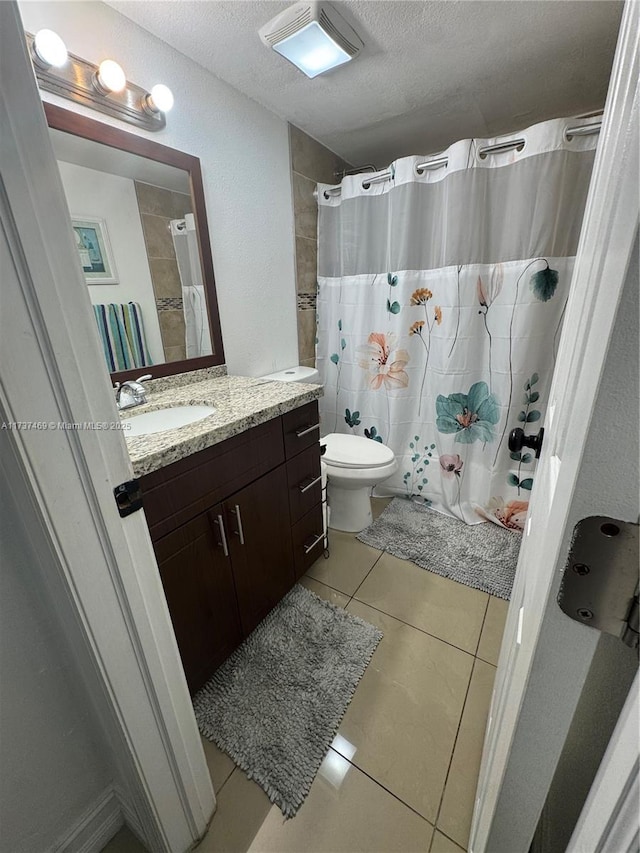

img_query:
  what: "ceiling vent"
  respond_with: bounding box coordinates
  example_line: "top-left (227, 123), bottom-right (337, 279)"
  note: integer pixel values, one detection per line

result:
top-left (259, 1), bottom-right (363, 79)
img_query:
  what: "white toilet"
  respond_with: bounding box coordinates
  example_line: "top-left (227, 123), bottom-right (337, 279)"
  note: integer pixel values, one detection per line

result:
top-left (320, 434), bottom-right (397, 532)
top-left (261, 366), bottom-right (398, 534)
top-left (260, 366), bottom-right (321, 384)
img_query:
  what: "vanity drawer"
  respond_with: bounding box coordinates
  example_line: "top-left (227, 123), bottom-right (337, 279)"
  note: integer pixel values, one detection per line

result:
top-left (282, 400), bottom-right (320, 459)
top-left (291, 502), bottom-right (325, 580)
top-left (287, 443), bottom-right (322, 525)
top-left (142, 416), bottom-right (284, 540)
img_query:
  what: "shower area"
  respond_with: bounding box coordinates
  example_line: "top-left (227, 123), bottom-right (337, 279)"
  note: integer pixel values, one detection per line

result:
top-left (170, 213), bottom-right (213, 359)
top-left (316, 115), bottom-right (599, 529)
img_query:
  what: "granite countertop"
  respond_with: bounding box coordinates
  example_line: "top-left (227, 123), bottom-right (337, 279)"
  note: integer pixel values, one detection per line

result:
top-left (122, 373), bottom-right (323, 477)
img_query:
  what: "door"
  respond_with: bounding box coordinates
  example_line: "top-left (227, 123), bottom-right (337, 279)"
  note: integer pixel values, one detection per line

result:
top-left (471, 2), bottom-right (639, 850)
top-left (0, 4), bottom-right (214, 849)
top-left (226, 465), bottom-right (295, 636)
top-left (155, 506), bottom-right (242, 694)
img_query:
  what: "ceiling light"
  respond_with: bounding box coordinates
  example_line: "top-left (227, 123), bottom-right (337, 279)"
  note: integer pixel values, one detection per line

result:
top-left (259, 1), bottom-right (363, 79)
top-left (33, 29), bottom-right (68, 69)
top-left (144, 84), bottom-right (174, 114)
top-left (94, 59), bottom-right (126, 94)
top-left (274, 22), bottom-right (350, 78)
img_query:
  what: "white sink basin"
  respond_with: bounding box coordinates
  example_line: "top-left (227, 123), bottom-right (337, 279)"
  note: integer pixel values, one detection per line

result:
top-left (124, 405), bottom-right (216, 437)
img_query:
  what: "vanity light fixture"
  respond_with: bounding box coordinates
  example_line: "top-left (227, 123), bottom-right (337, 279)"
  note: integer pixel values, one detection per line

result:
top-left (259, 1), bottom-right (363, 79)
top-left (143, 84), bottom-right (175, 115)
top-left (94, 59), bottom-right (127, 95)
top-left (32, 29), bottom-right (68, 69)
top-left (25, 31), bottom-right (174, 131)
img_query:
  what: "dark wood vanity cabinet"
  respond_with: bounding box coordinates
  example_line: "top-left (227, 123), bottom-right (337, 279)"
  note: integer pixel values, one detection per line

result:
top-left (154, 506), bottom-right (242, 694)
top-left (224, 465), bottom-right (295, 637)
top-left (140, 400), bottom-right (324, 694)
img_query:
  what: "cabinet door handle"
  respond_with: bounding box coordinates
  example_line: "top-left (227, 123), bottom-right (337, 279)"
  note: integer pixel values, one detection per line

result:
top-left (295, 423), bottom-right (320, 438)
top-left (214, 514), bottom-right (229, 557)
top-left (231, 504), bottom-right (245, 545)
top-left (299, 474), bottom-right (322, 494)
top-left (303, 532), bottom-right (324, 555)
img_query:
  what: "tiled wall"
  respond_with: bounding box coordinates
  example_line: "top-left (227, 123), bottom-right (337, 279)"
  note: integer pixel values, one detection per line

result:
top-left (135, 182), bottom-right (193, 363)
top-left (289, 125), bottom-right (351, 368)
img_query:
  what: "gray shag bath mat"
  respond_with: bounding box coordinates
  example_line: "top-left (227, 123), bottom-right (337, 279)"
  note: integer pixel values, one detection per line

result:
top-left (193, 583), bottom-right (382, 818)
top-left (358, 498), bottom-right (520, 600)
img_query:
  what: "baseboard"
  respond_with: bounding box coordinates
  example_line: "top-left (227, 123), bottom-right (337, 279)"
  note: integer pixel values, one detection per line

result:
top-left (54, 786), bottom-right (122, 853)
top-left (114, 784), bottom-right (145, 847)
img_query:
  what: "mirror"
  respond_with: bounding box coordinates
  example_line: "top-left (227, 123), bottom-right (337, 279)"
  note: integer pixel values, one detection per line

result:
top-left (45, 103), bottom-right (225, 382)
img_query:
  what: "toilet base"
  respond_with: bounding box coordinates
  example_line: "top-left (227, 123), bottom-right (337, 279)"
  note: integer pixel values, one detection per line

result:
top-left (327, 483), bottom-right (373, 533)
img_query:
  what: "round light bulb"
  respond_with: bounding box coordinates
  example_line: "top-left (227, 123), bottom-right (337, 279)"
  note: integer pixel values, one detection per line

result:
top-left (96, 59), bottom-right (126, 93)
top-left (33, 29), bottom-right (68, 68)
top-left (149, 84), bottom-right (174, 113)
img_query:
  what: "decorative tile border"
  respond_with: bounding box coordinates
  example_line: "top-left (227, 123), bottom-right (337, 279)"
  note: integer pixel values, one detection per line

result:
top-left (297, 293), bottom-right (317, 311)
top-left (156, 297), bottom-right (183, 311)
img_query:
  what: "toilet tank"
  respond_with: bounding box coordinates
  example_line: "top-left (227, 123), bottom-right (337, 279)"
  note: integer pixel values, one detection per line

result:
top-left (261, 366), bottom-right (321, 384)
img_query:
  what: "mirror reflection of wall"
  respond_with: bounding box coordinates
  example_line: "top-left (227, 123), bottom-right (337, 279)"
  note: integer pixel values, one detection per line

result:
top-left (51, 128), bottom-right (213, 372)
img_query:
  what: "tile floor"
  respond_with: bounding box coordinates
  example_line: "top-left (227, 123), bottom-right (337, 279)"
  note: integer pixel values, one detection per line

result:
top-left (103, 498), bottom-right (509, 853)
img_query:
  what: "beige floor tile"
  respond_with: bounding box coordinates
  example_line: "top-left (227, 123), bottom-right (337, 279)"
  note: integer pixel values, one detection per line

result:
top-left (337, 600), bottom-right (473, 824)
top-left (371, 496), bottom-right (393, 520)
top-left (437, 659), bottom-right (496, 849)
top-left (199, 750), bottom-right (433, 853)
top-left (354, 553), bottom-right (488, 654)
top-left (431, 829), bottom-right (466, 852)
top-left (201, 736), bottom-right (235, 793)
top-left (306, 531), bottom-right (381, 595)
top-left (476, 596), bottom-right (509, 665)
top-left (298, 575), bottom-right (350, 608)
top-left (197, 768), bottom-right (272, 853)
top-left (100, 826), bottom-right (147, 853)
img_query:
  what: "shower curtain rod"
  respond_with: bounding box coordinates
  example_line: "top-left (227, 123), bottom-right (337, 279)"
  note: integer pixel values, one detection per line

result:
top-left (315, 120), bottom-right (602, 199)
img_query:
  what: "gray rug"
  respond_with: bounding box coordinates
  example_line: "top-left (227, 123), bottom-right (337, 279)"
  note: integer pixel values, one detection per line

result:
top-left (193, 583), bottom-right (382, 818)
top-left (358, 498), bottom-right (520, 600)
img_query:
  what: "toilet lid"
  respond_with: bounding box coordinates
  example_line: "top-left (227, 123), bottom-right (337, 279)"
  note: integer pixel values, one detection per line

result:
top-left (321, 433), bottom-right (394, 469)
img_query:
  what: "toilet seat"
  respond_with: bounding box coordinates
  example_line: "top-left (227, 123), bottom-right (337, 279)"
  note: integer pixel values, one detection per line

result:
top-left (321, 433), bottom-right (394, 469)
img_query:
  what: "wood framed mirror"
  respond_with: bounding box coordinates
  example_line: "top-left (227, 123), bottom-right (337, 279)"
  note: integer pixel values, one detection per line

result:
top-left (44, 103), bottom-right (225, 382)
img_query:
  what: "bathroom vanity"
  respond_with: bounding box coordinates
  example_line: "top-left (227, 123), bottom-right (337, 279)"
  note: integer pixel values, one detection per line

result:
top-left (45, 104), bottom-right (325, 696)
top-left (124, 371), bottom-right (324, 694)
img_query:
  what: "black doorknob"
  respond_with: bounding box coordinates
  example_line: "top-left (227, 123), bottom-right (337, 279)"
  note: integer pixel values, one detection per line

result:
top-left (508, 427), bottom-right (545, 459)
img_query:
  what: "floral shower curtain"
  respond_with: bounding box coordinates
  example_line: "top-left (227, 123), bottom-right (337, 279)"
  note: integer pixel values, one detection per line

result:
top-left (316, 117), bottom-right (597, 529)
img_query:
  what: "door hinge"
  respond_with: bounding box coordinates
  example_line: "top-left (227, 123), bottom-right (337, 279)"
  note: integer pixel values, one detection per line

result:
top-left (557, 516), bottom-right (639, 652)
top-left (114, 478), bottom-right (143, 518)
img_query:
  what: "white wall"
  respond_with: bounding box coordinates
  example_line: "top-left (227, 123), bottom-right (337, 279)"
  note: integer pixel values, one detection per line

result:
top-left (57, 160), bottom-right (165, 364)
top-left (0, 464), bottom-right (113, 852)
top-left (19, 0), bottom-right (299, 377)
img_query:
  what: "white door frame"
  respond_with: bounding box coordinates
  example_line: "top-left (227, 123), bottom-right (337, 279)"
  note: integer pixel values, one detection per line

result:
top-left (1, 4), bottom-right (214, 850)
top-left (567, 671), bottom-right (639, 853)
top-left (471, 1), bottom-right (639, 850)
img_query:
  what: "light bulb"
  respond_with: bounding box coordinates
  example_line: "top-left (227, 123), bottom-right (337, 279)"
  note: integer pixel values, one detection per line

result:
top-left (149, 84), bottom-right (174, 112)
top-left (33, 29), bottom-right (68, 68)
top-left (96, 59), bottom-right (126, 94)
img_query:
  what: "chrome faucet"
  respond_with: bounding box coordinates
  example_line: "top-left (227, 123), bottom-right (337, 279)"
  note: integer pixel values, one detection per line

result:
top-left (115, 374), bottom-right (152, 410)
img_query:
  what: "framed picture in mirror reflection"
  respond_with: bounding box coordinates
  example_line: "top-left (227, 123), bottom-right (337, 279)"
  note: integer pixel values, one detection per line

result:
top-left (72, 216), bottom-right (118, 284)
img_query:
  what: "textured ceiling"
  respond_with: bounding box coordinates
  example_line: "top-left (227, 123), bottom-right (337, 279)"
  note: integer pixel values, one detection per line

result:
top-left (106, 0), bottom-right (623, 168)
